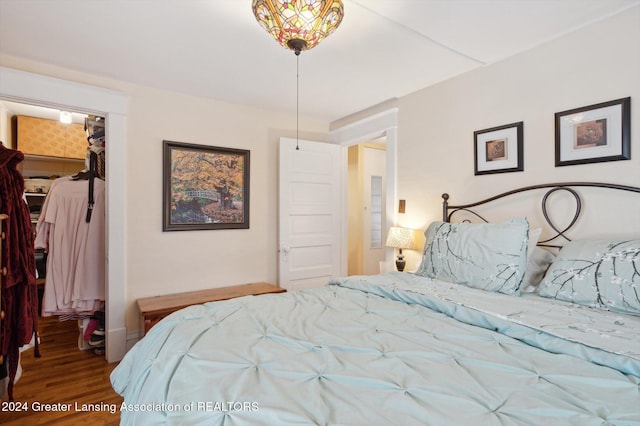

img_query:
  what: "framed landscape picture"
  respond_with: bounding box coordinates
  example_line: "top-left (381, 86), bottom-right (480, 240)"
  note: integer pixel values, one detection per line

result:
top-left (163, 140), bottom-right (250, 231)
top-left (474, 122), bottom-right (524, 175)
top-left (555, 97), bottom-right (630, 166)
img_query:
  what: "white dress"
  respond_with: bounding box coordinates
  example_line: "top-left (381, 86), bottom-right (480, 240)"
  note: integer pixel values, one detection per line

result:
top-left (35, 176), bottom-right (105, 316)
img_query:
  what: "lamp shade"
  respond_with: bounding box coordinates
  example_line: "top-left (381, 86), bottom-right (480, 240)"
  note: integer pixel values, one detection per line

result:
top-left (252, 0), bottom-right (344, 52)
top-left (385, 227), bottom-right (415, 250)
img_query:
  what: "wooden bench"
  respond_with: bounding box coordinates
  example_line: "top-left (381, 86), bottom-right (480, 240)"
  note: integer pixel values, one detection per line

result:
top-left (137, 282), bottom-right (286, 335)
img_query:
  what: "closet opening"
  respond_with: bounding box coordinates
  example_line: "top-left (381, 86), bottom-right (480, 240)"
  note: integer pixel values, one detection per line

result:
top-left (0, 99), bottom-right (108, 396)
top-left (1, 66), bottom-right (129, 366)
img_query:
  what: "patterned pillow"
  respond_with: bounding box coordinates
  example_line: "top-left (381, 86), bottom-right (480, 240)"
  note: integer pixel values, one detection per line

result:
top-left (538, 239), bottom-right (640, 315)
top-left (415, 218), bottom-right (529, 294)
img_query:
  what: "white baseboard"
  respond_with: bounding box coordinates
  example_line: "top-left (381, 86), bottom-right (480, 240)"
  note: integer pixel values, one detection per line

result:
top-left (106, 327), bottom-right (127, 363)
top-left (126, 330), bottom-right (143, 352)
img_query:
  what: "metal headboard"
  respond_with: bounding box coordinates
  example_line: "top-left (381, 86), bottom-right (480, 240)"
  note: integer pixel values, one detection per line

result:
top-left (442, 182), bottom-right (640, 248)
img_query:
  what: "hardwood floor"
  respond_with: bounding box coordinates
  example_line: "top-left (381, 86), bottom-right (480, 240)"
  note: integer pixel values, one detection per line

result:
top-left (2, 316), bottom-right (122, 425)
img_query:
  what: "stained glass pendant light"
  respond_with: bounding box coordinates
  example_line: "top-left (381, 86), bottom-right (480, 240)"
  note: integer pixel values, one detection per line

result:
top-left (252, 0), bottom-right (344, 150)
top-left (252, 0), bottom-right (344, 54)
top-left (252, 1), bottom-right (344, 150)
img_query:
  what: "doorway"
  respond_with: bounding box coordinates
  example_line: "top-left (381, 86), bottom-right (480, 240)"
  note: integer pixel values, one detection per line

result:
top-left (0, 66), bottom-right (128, 362)
top-left (347, 140), bottom-right (387, 275)
top-left (0, 100), bottom-right (107, 357)
top-left (331, 107), bottom-right (399, 278)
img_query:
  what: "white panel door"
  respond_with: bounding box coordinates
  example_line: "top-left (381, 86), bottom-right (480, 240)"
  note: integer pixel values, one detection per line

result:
top-left (279, 138), bottom-right (342, 291)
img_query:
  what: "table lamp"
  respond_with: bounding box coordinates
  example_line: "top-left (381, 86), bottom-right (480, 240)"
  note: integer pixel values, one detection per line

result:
top-left (386, 226), bottom-right (415, 272)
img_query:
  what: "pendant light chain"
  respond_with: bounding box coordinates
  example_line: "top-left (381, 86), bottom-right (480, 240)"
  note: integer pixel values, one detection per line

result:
top-left (296, 50), bottom-right (300, 150)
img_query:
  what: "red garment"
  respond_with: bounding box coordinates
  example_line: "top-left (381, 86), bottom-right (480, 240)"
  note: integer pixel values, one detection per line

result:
top-left (83, 318), bottom-right (98, 341)
top-left (0, 143), bottom-right (39, 400)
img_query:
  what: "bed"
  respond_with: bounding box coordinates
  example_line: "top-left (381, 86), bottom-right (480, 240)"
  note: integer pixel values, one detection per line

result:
top-left (111, 182), bottom-right (640, 425)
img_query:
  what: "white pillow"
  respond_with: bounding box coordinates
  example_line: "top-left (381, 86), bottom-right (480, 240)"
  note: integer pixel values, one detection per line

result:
top-left (527, 228), bottom-right (542, 261)
top-left (521, 246), bottom-right (556, 292)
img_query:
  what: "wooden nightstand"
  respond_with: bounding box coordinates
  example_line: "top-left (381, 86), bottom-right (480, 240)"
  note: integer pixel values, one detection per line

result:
top-left (137, 282), bottom-right (285, 335)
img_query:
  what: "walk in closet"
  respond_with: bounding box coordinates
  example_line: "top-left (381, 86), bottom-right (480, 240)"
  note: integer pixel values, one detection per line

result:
top-left (0, 101), bottom-right (107, 400)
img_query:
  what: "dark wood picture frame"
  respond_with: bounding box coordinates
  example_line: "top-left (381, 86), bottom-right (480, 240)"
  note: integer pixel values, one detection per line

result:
top-left (555, 97), bottom-right (630, 166)
top-left (474, 121), bottom-right (524, 175)
top-left (163, 140), bottom-right (250, 231)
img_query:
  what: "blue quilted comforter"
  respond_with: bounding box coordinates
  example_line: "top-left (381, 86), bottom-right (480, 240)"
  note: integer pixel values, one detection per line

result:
top-left (111, 273), bottom-right (640, 425)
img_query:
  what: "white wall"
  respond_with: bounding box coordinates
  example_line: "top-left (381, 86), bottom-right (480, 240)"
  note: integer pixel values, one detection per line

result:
top-left (0, 103), bottom-right (9, 146)
top-left (124, 86), bottom-right (327, 329)
top-left (394, 8), bottom-right (640, 270)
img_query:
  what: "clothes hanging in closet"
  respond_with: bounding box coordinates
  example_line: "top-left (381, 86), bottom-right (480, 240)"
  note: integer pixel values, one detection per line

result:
top-left (35, 176), bottom-right (105, 317)
top-left (0, 143), bottom-right (40, 401)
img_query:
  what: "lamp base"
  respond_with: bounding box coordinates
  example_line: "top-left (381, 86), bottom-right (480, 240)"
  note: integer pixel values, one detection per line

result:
top-left (395, 257), bottom-right (406, 272)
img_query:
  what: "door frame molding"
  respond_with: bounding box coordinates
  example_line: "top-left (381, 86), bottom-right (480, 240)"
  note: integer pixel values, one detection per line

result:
top-left (330, 108), bottom-right (399, 276)
top-left (0, 66), bottom-right (129, 362)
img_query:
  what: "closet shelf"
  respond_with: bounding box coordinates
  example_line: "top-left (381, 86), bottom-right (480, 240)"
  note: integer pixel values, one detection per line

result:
top-left (23, 154), bottom-right (84, 163)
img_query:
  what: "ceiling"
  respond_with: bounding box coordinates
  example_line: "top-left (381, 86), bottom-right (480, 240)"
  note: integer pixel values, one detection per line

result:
top-left (1, 0), bottom-right (638, 122)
